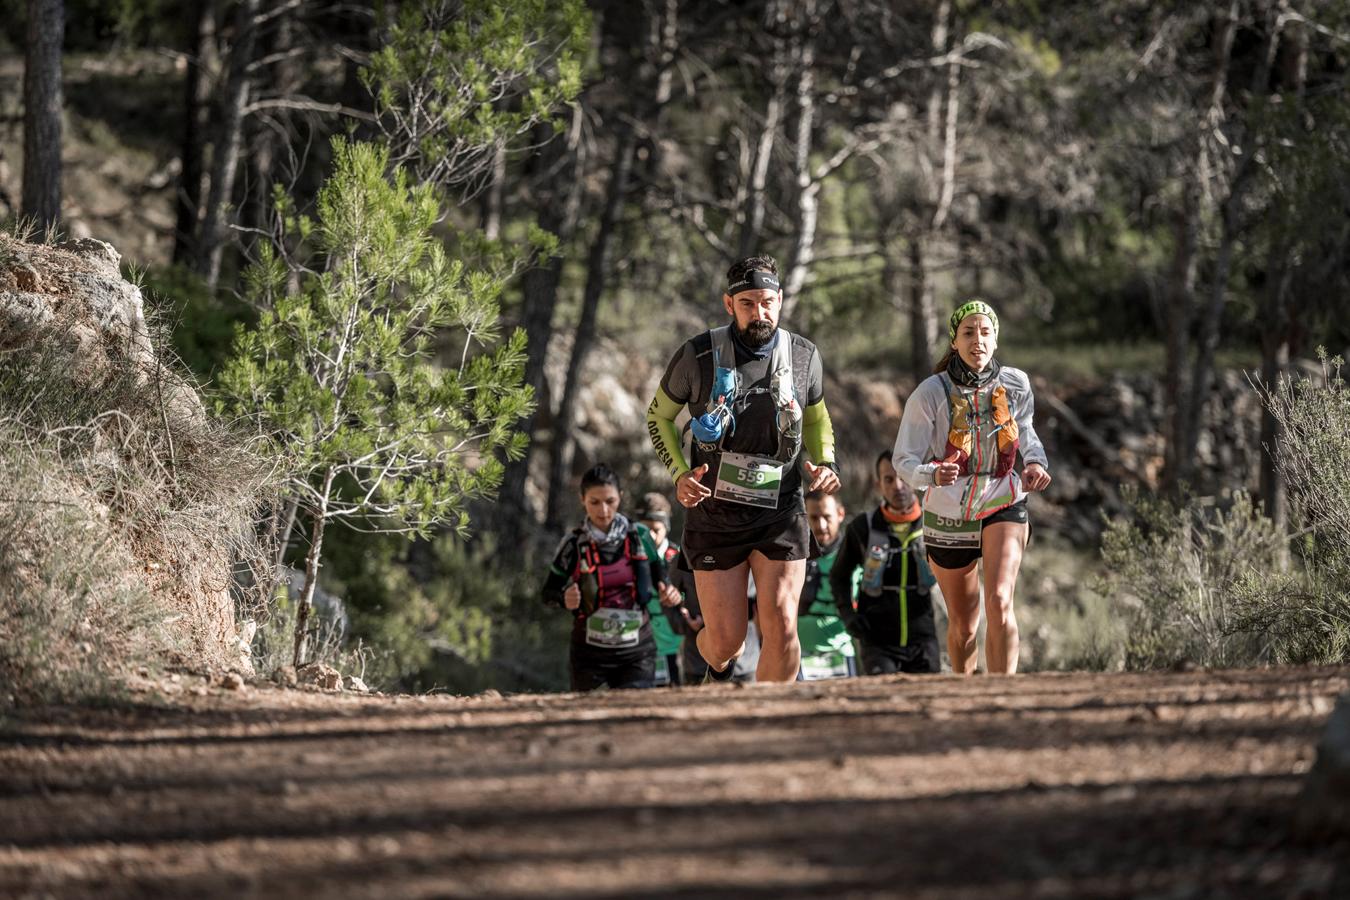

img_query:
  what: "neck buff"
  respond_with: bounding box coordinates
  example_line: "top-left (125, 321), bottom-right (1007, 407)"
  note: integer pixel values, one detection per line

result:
top-left (881, 500), bottom-right (922, 523)
top-left (730, 321), bottom-right (778, 359)
top-left (947, 352), bottom-right (1001, 388)
top-left (585, 512), bottom-right (630, 547)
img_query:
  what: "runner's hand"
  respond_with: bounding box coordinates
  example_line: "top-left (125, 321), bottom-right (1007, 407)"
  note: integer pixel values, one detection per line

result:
top-left (563, 583), bottom-right (581, 610)
top-left (803, 460), bottom-right (840, 494)
top-left (933, 451), bottom-right (962, 487)
top-left (677, 465), bottom-right (712, 508)
top-left (681, 607), bottom-right (704, 632)
top-left (1024, 462), bottom-right (1052, 492)
top-left (657, 581), bottom-right (681, 607)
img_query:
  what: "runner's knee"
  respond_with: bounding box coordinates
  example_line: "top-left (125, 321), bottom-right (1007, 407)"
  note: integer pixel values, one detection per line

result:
top-left (759, 618), bottom-right (798, 652)
top-left (699, 624), bottom-right (743, 659)
top-left (985, 587), bottom-right (1016, 621)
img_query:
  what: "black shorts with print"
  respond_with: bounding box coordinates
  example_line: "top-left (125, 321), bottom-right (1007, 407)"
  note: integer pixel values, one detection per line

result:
top-left (682, 513), bottom-right (818, 571)
top-left (926, 500), bottom-right (1030, 571)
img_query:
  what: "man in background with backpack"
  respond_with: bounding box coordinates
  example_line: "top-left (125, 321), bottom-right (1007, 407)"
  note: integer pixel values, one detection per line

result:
top-left (830, 451), bottom-right (941, 675)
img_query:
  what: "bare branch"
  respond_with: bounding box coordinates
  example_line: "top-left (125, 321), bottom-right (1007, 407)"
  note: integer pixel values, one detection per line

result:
top-left (244, 97), bottom-right (377, 122)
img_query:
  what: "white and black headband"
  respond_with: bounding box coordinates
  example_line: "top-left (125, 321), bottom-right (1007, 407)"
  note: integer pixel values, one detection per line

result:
top-left (727, 270), bottom-right (780, 296)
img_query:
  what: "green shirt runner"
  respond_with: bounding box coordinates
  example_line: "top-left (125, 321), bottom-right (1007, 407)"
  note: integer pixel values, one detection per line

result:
top-left (797, 538), bottom-right (857, 680)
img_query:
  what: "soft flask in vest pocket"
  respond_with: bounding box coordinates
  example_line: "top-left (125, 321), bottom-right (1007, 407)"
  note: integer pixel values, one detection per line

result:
top-left (577, 555), bottom-right (599, 616)
top-left (770, 352), bottom-right (802, 461)
top-left (691, 365), bottom-right (739, 450)
top-left (860, 544), bottom-right (888, 597)
top-left (691, 405), bottom-right (734, 450)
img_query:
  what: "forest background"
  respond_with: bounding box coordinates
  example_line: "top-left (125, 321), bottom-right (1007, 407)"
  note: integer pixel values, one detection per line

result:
top-left (2, 0), bottom-right (1348, 696)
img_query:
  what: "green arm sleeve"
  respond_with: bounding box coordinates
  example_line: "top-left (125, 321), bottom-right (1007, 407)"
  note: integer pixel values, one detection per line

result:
top-left (802, 399), bottom-right (836, 465)
top-left (646, 386), bottom-right (690, 482)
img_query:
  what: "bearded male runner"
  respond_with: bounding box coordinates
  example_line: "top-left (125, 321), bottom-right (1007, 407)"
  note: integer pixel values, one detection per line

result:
top-left (645, 255), bottom-right (840, 683)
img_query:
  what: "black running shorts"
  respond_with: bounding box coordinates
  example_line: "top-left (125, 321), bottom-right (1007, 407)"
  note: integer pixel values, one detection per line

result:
top-left (683, 513), bottom-right (816, 571)
top-left (926, 500), bottom-right (1030, 571)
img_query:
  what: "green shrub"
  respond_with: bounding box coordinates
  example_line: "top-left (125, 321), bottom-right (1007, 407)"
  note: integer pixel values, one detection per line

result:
top-left (324, 529), bottom-right (568, 694)
top-left (1231, 354), bottom-right (1350, 664)
top-left (1099, 488), bottom-right (1283, 669)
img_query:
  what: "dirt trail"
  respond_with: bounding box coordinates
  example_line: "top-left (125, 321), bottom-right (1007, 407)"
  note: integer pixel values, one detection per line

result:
top-left (2, 667), bottom-right (1348, 899)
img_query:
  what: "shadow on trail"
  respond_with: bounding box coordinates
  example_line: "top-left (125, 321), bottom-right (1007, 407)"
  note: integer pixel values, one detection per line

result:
top-left (7, 665), bottom-right (1344, 753)
top-left (8, 773), bottom-right (1343, 899)
top-left (0, 711), bottom-right (1324, 842)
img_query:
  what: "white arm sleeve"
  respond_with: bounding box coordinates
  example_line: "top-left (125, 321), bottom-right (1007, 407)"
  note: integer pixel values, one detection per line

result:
top-left (1004, 368), bottom-right (1049, 470)
top-left (892, 376), bottom-right (946, 490)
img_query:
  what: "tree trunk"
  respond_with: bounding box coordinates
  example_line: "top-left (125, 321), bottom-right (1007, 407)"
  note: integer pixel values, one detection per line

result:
top-left (738, 75), bottom-right (784, 259)
top-left (293, 470), bottom-right (335, 668)
top-left (1169, 1), bottom-right (1267, 490)
top-left (1176, 204), bottom-right (1236, 486)
top-left (1259, 12), bottom-right (1306, 542)
top-left (1161, 1), bottom-right (1232, 492)
top-left (196, 0), bottom-right (260, 291)
top-left (908, 234), bottom-right (935, 384)
top-left (930, 40), bottom-right (961, 233)
top-left (242, 6), bottom-right (299, 248)
top-left (544, 1), bottom-right (669, 528)
top-left (780, 0), bottom-right (819, 320)
top-left (1161, 182), bottom-right (1200, 493)
top-left (272, 494), bottom-right (299, 572)
top-left (495, 252), bottom-right (563, 539)
top-left (1259, 244), bottom-right (1292, 542)
top-left (22, 0), bottom-right (65, 232)
top-left (493, 109), bottom-right (585, 541)
top-left (172, 0), bottom-right (216, 265)
top-left (544, 126), bottom-right (639, 529)
top-left (479, 142), bottom-right (507, 240)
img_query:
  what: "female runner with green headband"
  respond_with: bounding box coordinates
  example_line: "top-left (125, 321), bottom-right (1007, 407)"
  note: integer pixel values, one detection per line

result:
top-left (891, 300), bottom-right (1052, 674)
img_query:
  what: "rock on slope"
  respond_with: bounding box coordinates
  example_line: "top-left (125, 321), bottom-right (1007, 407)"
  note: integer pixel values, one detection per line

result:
top-left (0, 234), bottom-right (257, 684)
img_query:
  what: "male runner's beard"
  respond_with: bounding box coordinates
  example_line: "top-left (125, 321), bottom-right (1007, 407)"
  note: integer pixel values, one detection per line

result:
top-left (736, 319), bottom-right (777, 348)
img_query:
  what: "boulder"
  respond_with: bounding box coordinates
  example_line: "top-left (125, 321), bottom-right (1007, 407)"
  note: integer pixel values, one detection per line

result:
top-left (297, 662), bottom-right (343, 691)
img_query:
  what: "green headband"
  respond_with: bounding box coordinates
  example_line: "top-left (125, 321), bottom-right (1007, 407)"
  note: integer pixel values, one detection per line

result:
top-left (948, 300), bottom-right (999, 342)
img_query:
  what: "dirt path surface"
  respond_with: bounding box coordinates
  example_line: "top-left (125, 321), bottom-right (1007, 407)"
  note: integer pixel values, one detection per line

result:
top-left (3, 667), bottom-right (1348, 899)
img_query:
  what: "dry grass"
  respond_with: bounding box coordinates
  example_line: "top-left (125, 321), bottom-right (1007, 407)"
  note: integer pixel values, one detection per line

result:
top-left (0, 233), bottom-right (273, 705)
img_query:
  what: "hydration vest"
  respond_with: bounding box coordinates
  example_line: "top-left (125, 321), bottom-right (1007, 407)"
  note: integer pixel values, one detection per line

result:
top-left (573, 527), bottom-right (653, 616)
top-left (686, 326), bottom-right (804, 463)
top-left (924, 371), bottom-right (1022, 524)
top-left (858, 509), bottom-right (937, 647)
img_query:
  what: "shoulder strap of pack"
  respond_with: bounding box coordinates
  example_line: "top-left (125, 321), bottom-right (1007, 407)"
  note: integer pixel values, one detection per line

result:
top-left (770, 329), bottom-right (798, 405)
top-left (937, 371), bottom-right (954, 406)
top-left (867, 506), bottom-right (899, 557)
top-left (572, 531), bottom-right (595, 580)
top-left (691, 337), bottom-right (705, 412)
top-left (708, 326), bottom-right (734, 404)
top-left (867, 508), bottom-right (890, 554)
top-left (626, 526), bottom-right (645, 560)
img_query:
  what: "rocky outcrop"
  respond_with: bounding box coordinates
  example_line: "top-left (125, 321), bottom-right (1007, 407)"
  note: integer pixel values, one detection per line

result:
top-left (1034, 369), bottom-right (1265, 544)
top-left (1, 233), bottom-right (256, 681)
